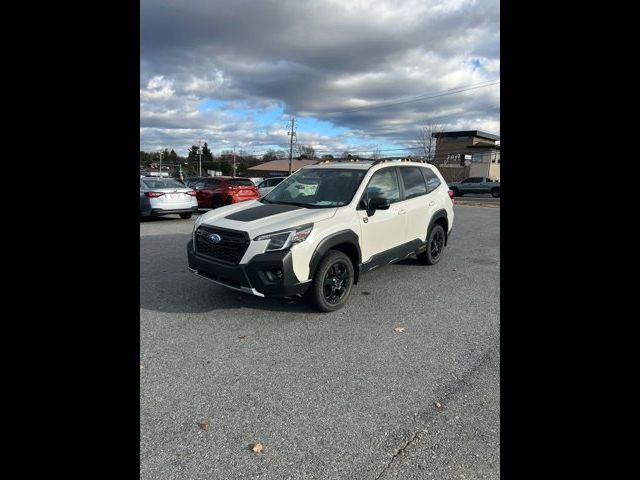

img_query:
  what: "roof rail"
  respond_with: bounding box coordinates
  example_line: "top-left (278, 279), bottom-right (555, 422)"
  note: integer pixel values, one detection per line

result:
top-left (370, 157), bottom-right (428, 166)
top-left (314, 157), bottom-right (373, 165)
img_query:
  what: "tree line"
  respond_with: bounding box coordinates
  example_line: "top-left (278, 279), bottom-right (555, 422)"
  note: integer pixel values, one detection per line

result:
top-left (140, 142), bottom-right (332, 177)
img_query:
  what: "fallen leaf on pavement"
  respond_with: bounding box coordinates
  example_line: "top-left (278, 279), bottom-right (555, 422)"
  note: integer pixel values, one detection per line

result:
top-left (394, 327), bottom-right (405, 333)
top-left (434, 401), bottom-right (443, 410)
top-left (140, 364), bottom-right (144, 370)
top-left (198, 420), bottom-right (209, 431)
top-left (252, 443), bottom-right (264, 453)
top-left (238, 335), bottom-right (247, 340)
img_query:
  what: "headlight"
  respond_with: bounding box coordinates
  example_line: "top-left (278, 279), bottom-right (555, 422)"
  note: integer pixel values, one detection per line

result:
top-left (193, 214), bottom-right (206, 231)
top-left (254, 224), bottom-right (313, 252)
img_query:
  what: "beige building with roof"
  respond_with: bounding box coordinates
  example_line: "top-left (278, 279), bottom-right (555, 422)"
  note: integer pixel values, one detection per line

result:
top-left (247, 159), bottom-right (317, 177)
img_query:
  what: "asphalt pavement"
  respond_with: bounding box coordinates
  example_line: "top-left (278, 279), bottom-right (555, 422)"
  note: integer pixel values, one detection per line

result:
top-left (140, 205), bottom-right (500, 479)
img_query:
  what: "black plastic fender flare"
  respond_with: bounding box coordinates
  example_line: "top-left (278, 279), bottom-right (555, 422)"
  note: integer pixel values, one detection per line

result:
top-left (428, 209), bottom-right (449, 246)
top-left (308, 229), bottom-right (362, 284)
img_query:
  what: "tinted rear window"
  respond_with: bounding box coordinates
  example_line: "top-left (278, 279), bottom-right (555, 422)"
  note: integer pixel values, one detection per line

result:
top-left (229, 179), bottom-right (254, 186)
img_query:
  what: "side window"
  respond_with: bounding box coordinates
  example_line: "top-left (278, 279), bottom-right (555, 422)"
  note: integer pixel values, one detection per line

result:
top-left (140, 181), bottom-right (146, 189)
top-left (399, 167), bottom-right (427, 199)
top-left (464, 177), bottom-right (482, 183)
top-left (421, 168), bottom-right (441, 193)
top-left (205, 179), bottom-right (218, 187)
top-left (364, 168), bottom-right (400, 205)
top-left (258, 180), bottom-right (267, 188)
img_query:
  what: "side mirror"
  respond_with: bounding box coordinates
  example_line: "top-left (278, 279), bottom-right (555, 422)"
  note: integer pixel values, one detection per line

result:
top-left (366, 197), bottom-right (390, 216)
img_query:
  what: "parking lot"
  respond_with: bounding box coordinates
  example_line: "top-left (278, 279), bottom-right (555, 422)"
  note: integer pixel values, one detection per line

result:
top-left (140, 205), bottom-right (500, 479)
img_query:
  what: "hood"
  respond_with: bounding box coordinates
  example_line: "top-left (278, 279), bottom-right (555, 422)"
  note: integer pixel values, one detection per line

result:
top-left (198, 200), bottom-right (337, 237)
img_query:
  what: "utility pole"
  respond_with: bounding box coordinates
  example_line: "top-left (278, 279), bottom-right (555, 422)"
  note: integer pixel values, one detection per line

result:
top-left (233, 146), bottom-right (237, 177)
top-left (288, 117), bottom-right (296, 175)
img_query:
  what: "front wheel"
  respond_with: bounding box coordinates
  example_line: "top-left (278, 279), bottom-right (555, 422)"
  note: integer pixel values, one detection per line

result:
top-left (417, 224), bottom-right (446, 265)
top-left (491, 187), bottom-right (500, 198)
top-left (179, 212), bottom-right (193, 219)
top-left (309, 250), bottom-right (354, 312)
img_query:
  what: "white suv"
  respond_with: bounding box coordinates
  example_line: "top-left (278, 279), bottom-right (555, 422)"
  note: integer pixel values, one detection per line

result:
top-left (187, 159), bottom-right (454, 311)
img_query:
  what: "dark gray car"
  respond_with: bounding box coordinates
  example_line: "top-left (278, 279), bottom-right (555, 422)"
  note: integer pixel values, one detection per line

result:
top-left (448, 177), bottom-right (500, 198)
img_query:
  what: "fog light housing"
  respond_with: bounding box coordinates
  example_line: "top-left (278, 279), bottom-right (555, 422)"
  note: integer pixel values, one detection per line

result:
top-left (265, 268), bottom-right (283, 282)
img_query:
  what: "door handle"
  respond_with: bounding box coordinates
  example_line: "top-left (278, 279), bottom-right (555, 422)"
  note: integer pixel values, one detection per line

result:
top-left (398, 208), bottom-right (407, 215)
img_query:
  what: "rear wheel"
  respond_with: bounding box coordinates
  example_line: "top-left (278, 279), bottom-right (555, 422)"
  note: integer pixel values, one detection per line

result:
top-left (225, 196), bottom-right (233, 205)
top-left (491, 187), bottom-right (500, 198)
top-left (417, 224), bottom-right (446, 265)
top-left (309, 250), bottom-right (354, 312)
top-left (179, 212), bottom-right (193, 219)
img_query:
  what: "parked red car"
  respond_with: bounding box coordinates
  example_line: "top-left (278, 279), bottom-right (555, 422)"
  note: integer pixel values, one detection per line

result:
top-left (193, 177), bottom-right (260, 208)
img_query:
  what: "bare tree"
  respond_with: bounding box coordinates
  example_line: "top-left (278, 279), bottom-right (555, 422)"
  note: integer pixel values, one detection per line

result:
top-left (294, 144), bottom-right (316, 160)
top-left (371, 146), bottom-right (382, 159)
top-left (418, 122), bottom-right (443, 163)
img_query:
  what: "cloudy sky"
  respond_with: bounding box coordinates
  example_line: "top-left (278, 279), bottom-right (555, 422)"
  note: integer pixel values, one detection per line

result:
top-left (140, 0), bottom-right (500, 157)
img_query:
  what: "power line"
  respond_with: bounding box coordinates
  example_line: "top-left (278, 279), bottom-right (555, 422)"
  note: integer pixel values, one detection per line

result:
top-left (323, 81), bottom-right (500, 115)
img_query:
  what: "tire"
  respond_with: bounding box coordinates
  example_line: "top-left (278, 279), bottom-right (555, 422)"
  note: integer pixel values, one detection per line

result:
top-left (211, 195), bottom-right (222, 208)
top-left (417, 224), bottom-right (446, 265)
top-left (309, 250), bottom-right (354, 312)
top-left (179, 212), bottom-right (193, 219)
top-left (491, 187), bottom-right (500, 198)
top-left (225, 196), bottom-right (233, 205)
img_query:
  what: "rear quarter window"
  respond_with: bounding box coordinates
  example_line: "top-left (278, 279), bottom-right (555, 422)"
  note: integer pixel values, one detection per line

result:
top-left (421, 168), bottom-right (442, 193)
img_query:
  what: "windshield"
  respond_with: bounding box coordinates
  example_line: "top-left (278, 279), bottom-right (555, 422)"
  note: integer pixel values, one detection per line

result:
top-left (263, 168), bottom-right (366, 208)
top-left (142, 178), bottom-right (186, 189)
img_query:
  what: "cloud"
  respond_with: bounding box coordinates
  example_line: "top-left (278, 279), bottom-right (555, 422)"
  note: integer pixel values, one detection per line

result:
top-left (140, 0), bottom-right (499, 155)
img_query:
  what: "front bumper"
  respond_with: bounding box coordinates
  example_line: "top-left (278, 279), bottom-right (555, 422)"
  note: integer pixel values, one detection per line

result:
top-left (187, 240), bottom-right (311, 298)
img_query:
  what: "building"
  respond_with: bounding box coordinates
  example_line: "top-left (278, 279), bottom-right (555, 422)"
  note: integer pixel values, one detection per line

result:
top-left (247, 159), bottom-right (317, 177)
top-left (432, 130), bottom-right (500, 181)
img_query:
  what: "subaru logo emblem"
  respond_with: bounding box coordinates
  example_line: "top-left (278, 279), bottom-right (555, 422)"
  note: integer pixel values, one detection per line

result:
top-left (208, 233), bottom-right (222, 244)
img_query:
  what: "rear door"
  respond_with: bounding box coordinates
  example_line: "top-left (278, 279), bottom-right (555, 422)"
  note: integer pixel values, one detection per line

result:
top-left (397, 166), bottom-right (430, 243)
top-left (357, 167), bottom-right (407, 263)
top-left (196, 178), bottom-right (219, 204)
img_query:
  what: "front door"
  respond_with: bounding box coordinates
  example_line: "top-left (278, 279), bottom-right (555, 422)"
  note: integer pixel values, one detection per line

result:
top-left (357, 167), bottom-right (407, 264)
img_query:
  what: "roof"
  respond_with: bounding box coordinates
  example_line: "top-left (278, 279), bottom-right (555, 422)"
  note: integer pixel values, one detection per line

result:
top-left (306, 158), bottom-right (432, 171)
top-left (247, 159), bottom-right (317, 172)
top-left (467, 143), bottom-right (501, 149)
top-left (433, 130), bottom-right (500, 141)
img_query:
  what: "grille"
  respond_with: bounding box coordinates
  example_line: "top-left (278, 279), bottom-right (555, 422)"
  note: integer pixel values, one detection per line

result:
top-left (194, 226), bottom-right (249, 265)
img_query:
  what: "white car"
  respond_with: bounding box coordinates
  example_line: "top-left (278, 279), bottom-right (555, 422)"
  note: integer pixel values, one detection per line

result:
top-left (140, 177), bottom-right (198, 219)
top-left (187, 159), bottom-right (454, 311)
top-left (257, 177), bottom-right (287, 197)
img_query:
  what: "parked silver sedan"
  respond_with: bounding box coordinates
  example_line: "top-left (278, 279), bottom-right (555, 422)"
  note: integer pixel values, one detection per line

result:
top-left (140, 177), bottom-right (198, 219)
top-left (257, 176), bottom-right (287, 197)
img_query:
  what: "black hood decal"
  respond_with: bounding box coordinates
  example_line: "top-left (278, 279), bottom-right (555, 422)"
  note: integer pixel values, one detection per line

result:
top-left (224, 203), bottom-right (303, 222)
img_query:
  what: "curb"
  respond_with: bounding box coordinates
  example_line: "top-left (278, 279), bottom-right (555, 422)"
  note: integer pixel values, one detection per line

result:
top-left (454, 201), bottom-right (500, 208)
